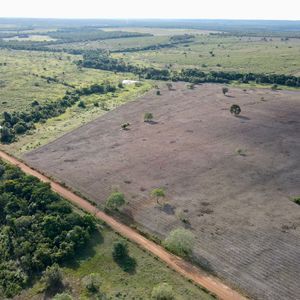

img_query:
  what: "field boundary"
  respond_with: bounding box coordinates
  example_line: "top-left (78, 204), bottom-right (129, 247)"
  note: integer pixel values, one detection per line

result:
top-left (0, 150), bottom-right (247, 300)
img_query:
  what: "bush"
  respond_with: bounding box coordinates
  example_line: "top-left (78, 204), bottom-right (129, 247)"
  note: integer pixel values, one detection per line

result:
top-left (82, 273), bottom-right (102, 294)
top-left (106, 192), bottom-right (125, 210)
top-left (112, 240), bottom-right (128, 260)
top-left (151, 283), bottom-right (174, 300)
top-left (42, 264), bottom-right (63, 291)
top-left (52, 292), bottom-right (73, 300)
top-left (163, 228), bottom-right (195, 257)
top-left (222, 87), bottom-right (229, 95)
top-left (144, 112), bottom-right (154, 122)
top-left (13, 123), bottom-right (27, 135)
top-left (293, 197), bottom-right (300, 205)
top-left (78, 101), bottom-right (86, 108)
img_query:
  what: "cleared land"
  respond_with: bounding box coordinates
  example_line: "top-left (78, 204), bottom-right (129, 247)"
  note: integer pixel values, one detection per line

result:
top-left (24, 83), bottom-right (300, 300)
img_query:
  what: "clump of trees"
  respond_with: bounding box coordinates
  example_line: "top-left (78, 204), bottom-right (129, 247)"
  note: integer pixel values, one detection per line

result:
top-left (0, 160), bottom-right (96, 298)
top-left (163, 228), bottom-right (195, 257)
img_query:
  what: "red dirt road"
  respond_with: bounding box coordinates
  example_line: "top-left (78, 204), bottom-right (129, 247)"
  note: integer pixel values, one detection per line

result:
top-left (0, 149), bottom-right (246, 300)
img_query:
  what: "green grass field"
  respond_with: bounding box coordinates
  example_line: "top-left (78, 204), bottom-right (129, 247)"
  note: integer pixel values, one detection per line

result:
top-left (18, 226), bottom-right (214, 300)
top-left (0, 49), bottom-right (142, 113)
top-left (114, 35), bottom-right (300, 75)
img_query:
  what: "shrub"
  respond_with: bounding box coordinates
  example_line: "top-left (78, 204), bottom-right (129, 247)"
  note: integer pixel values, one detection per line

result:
top-left (163, 228), bottom-right (195, 257)
top-left (42, 263), bottom-right (63, 291)
top-left (151, 283), bottom-right (174, 300)
top-left (112, 240), bottom-right (128, 260)
top-left (121, 122), bottom-right (130, 130)
top-left (222, 87), bottom-right (229, 95)
top-left (293, 197), bottom-right (300, 205)
top-left (82, 273), bottom-right (102, 294)
top-left (106, 192), bottom-right (125, 210)
top-left (52, 293), bottom-right (73, 300)
top-left (151, 188), bottom-right (165, 205)
top-left (78, 101), bottom-right (86, 108)
top-left (13, 123), bottom-right (27, 135)
top-left (144, 112), bottom-right (154, 122)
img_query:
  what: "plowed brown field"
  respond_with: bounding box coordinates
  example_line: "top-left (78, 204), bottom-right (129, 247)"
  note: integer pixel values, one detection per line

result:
top-left (24, 83), bottom-right (300, 300)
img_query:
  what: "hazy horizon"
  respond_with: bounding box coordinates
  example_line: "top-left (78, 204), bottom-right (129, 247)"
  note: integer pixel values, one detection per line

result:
top-left (1, 0), bottom-right (300, 21)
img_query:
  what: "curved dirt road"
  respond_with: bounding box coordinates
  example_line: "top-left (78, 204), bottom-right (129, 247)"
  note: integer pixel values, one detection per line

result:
top-left (0, 150), bottom-right (247, 300)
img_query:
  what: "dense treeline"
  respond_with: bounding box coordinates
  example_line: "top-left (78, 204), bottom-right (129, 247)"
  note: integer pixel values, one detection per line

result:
top-left (0, 28), bottom-right (151, 49)
top-left (113, 34), bottom-right (195, 53)
top-left (0, 83), bottom-right (118, 144)
top-left (78, 51), bottom-right (300, 87)
top-left (46, 27), bottom-right (151, 43)
top-left (0, 160), bottom-right (96, 298)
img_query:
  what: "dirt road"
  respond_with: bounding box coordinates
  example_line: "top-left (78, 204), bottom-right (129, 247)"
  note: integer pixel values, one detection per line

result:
top-left (0, 149), bottom-right (247, 300)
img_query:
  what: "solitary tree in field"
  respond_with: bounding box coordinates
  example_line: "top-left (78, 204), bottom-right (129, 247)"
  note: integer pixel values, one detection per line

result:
top-left (163, 228), bottom-right (195, 257)
top-left (106, 192), bottom-right (125, 210)
top-left (222, 87), bottom-right (229, 95)
top-left (230, 104), bottom-right (241, 116)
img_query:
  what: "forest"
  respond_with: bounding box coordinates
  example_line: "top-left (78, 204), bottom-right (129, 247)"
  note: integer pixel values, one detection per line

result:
top-left (0, 160), bottom-right (96, 298)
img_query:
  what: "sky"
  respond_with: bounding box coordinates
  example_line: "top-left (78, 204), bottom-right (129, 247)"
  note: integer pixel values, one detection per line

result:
top-left (1, 0), bottom-right (300, 20)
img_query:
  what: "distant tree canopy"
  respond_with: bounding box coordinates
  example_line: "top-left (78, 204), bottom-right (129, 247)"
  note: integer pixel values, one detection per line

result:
top-left (0, 160), bottom-right (96, 298)
top-left (78, 51), bottom-right (300, 88)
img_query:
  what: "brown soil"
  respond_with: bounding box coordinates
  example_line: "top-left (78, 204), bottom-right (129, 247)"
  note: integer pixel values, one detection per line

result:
top-left (24, 83), bottom-right (300, 300)
top-left (0, 150), bottom-right (245, 300)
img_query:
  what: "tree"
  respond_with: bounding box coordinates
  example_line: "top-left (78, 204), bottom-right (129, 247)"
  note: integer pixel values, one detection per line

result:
top-left (163, 228), bottom-right (195, 257)
top-left (13, 123), bottom-right (27, 135)
top-left (106, 192), bottom-right (125, 210)
top-left (42, 263), bottom-right (63, 291)
top-left (151, 283), bottom-right (174, 300)
top-left (230, 104), bottom-right (241, 116)
top-left (222, 87), bottom-right (229, 95)
top-left (144, 112), bottom-right (154, 123)
top-left (0, 126), bottom-right (14, 143)
top-left (112, 239), bottom-right (128, 260)
top-left (151, 188), bottom-right (165, 205)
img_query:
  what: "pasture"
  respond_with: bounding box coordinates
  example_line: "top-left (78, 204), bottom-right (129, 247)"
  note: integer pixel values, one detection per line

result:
top-left (24, 83), bottom-right (300, 300)
top-left (115, 35), bottom-right (300, 75)
top-left (16, 227), bottom-right (213, 300)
